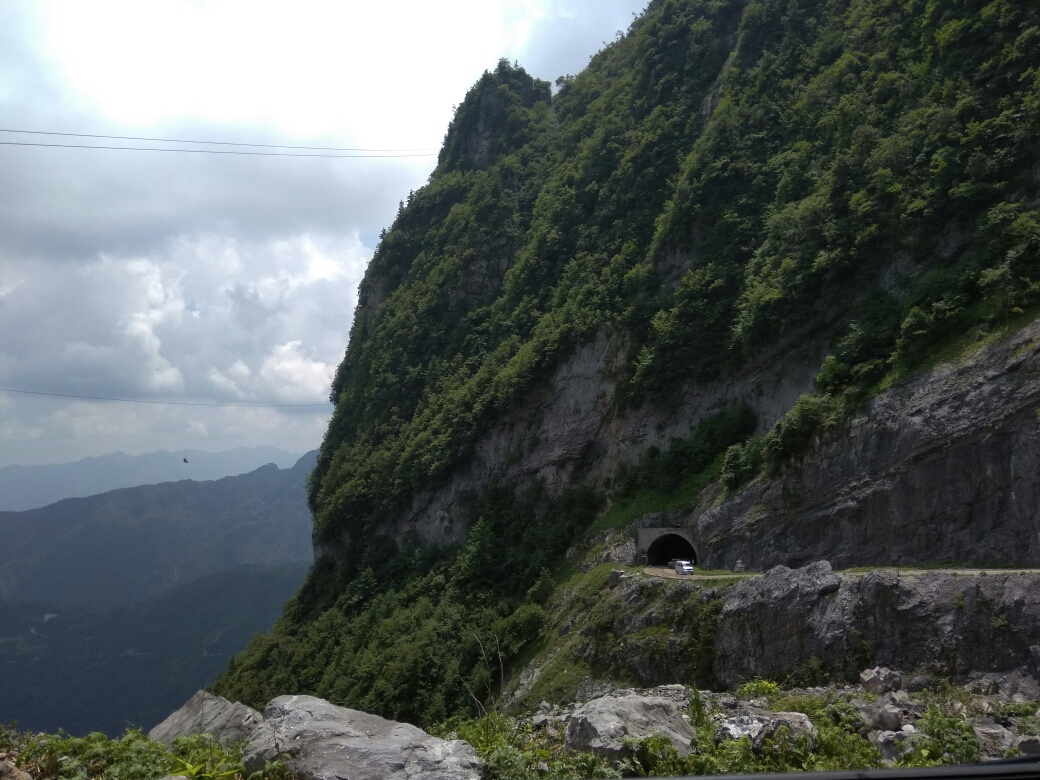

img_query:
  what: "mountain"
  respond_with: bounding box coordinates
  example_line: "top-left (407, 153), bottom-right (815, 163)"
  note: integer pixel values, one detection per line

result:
top-left (0, 451), bottom-right (316, 611)
top-left (0, 446), bottom-right (301, 512)
top-left (0, 561), bottom-right (310, 736)
top-left (214, 0), bottom-right (1040, 729)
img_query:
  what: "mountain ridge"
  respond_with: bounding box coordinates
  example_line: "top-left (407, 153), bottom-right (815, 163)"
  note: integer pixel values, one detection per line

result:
top-left (0, 445), bottom-right (301, 512)
top-left (0, 451), bottom-right (316, 611)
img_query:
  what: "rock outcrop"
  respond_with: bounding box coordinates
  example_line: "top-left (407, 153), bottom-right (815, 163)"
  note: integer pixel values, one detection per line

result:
top-left (564, 690), bottom-right (695, 759)
top-left (242, 695), bottom-right (483, 780)
top-left (714, 562), bottom-right (1040, 686)
top-left (149, 690), bottom-right (264, 747)
top-left (693, 319), bottom-right (1040, 570)
top-left (715, 709), bottom-right (817, 750)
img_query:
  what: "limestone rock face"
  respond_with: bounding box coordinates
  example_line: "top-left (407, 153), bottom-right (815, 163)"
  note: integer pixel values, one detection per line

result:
top-left (693, 319), bottom-right (1040, 570)
top-left (149, 690), bottom-right (263, 747)
top-left (713, 562), bottom-right (1040, 686)
top-left (242, 695), bottom-right (483, 780)
top-left (564, 692), bottom-right (695, 759)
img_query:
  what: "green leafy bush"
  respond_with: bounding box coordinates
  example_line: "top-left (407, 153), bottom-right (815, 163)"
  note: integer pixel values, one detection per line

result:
top-left (0, 727), bottom-right (285, 780)
top-left (901, 707), bottom-right (982, 766)
top-left (736, 678), bottom-right (781, 699)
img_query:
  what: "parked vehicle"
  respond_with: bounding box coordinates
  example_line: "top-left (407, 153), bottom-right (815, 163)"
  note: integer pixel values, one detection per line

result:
top-left (674, 560), bottom-right (694, 575)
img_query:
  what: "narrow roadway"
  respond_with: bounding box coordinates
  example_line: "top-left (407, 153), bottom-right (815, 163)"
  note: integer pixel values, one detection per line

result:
top-left (643, 566), bottom-right (1040, 580)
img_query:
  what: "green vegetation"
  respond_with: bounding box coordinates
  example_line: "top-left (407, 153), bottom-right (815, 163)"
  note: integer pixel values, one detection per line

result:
top-left (596, 404), bottom-right (756, 531)
top-left (218, 0), bottom-right (1040, 729)
top-left (0, 726), bottom-right (285, 780)
top-left (736, 679), bottom-right (781, 699)
top-left (505, 565), bottom-right (730, 711)
top-left (216, 486), bottom-right (600, 725)
top-left (436, 689), bottom-right (885, 778)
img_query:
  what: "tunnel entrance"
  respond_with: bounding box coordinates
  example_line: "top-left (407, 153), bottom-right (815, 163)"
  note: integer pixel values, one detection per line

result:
top-left (646, 534), bottom-right (697, 566)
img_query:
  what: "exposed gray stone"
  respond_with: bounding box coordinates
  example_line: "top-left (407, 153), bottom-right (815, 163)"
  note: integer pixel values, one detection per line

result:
top-left (242, 695), bottom-right (482, 780)
top-left (0, 761), bottom-right (32, 780)
top-left (716, 710), bottom-right (817, 751)
top-left (713, 562), bottom-right (1040, 687)
top-left (149, 690), bottom-right (263, 747)
top-left (875, 730), bottom-right (921, 765)
top-left (857, 699), bottom-right (904, 732)
top-left (564, 692), bottom-right (694, 760)
top-left (972, 717), bottom-right (1014, 757)
top-left (1015, 735), bottom-right (1040, 756)
top-left (691, 319), bottom-right (1040, 571)
top-left (860, 667), bottom-right (902, 695)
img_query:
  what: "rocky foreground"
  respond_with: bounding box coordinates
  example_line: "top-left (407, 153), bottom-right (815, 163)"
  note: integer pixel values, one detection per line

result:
top-left (136, 661), bottom-right (1040, 780)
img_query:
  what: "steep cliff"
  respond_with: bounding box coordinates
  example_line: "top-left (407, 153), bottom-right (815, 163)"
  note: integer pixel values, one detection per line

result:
top-left (215, 0), bottom-right (1040, 725)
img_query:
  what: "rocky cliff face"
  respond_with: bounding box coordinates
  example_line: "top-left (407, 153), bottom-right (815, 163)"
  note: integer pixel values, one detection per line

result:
top-left (376, 330), bottom-right (829, 553)
top-left (382, 315), bottom-right (1040, 573)
top-left (510, 561), bottom-right (1040, 706)
top-left (694, 319), bottom-right (1040, 570)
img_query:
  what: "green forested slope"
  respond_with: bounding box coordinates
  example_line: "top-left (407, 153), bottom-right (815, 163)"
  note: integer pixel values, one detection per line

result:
top-left (215, 0), bottom-right (1040, 724)
top-left (0, 562), bottom-right (309, 736)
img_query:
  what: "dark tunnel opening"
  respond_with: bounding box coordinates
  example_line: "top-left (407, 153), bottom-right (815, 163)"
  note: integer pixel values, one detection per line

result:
top-left (646, 534), bottom-right (697, 566)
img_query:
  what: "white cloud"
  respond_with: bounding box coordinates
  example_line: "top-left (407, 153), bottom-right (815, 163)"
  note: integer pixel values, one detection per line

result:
top-left (0, 0), bottom-right (648, 467)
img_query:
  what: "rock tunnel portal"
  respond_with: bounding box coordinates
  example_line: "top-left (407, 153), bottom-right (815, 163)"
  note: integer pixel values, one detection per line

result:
top-left (645, 533), bottom-right (697, 566)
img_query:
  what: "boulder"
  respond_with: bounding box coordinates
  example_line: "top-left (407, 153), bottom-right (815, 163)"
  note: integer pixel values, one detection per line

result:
top-left (0, 761), bottom-right (32, 780)
top-left (243, 695), bottom-right (482, 780)
top-left (1015, 735), bottom-right (1040, 756)
top-left (564, 693), bottom-right (694, 760)
top-left (971, 717), bottom-right (1014, 757)
top-left (860, 667), bottom-right (902, 695)
top-left (856, 696), bottom-right (904, 732)
top-left (149, 690), bottom-right (264, 747)
top-left (716, 709), bottom-right (817, 751)
top-left (874, 729), bottom-right (920, 765)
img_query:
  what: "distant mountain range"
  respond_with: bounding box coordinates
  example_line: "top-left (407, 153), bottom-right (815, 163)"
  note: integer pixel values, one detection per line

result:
top-left (0, 446), bottom-right (301, 512)
top-left (0, 452), bottom-right (317, 735)
top-left (0, 451), bottom-right (317, 611)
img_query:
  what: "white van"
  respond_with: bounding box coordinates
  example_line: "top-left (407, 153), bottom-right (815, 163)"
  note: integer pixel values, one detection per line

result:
top-left (674, 560), bottom-right (694, 575)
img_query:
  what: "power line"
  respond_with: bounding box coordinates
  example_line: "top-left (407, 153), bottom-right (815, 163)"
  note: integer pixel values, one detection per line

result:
top-left (0, 127), bottom-right (438, 153)
top-left (0, 387), bottom-right (331, 408)
top-left (0, 140), bottom-right (437, 158)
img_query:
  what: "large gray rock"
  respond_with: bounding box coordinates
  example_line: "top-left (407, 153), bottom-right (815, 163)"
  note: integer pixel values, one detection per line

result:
top-left (860, 667), bottom-right (902, 695)
top-left (716, 710), bottom-right (817, 751)
top-left (149, 690), bottom-right (263, 747)
top-left (713, 561), bottom-right (1040, 686)
top-left (692, 318), bottom-right (1040, 571)
top-left (564, 692), bottom-right (694, 760)
top-left (856, 695), bottom-right (904, 732)
top-left (0, 761), bottom-right (32, 780)
top-left (972, 718), bottom-right (1014, 757)
top-left (242, 695), bottom-right (482, 780)
top-left (874, 729), bottom-right (921, 765)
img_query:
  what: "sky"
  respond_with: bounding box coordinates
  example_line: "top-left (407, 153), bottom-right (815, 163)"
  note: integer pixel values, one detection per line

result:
top-left (0, 0), bottom-right (648, 467)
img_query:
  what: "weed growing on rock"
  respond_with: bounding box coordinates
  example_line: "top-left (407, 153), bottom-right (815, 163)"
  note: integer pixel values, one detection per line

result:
top-left (901, 708), bottom-right (982, 766)
top-left (736, 679), bottom-right (781, 699)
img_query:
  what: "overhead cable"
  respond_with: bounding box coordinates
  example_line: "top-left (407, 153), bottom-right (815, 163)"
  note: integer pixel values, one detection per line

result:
top-left (0, 387), bottom-right (332, 408)
top-left (0, 127), bottom-right (438, 153)
top-left (0, 140), bottom-right (436, 158)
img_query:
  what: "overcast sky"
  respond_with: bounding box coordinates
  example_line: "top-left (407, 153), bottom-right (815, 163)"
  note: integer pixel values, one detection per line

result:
top-left (0, 0), bottom-right (647, 467)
